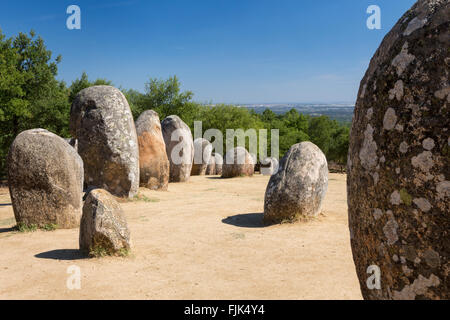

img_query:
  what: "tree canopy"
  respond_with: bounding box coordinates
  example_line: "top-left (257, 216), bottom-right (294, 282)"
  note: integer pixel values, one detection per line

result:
top-left (0, 29), bottom-right (350, 178)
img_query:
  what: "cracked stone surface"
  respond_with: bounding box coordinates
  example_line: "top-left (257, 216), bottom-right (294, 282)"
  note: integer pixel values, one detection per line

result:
top-left (347, 0), bottom-right (449, 300)
top-left (7, 129), bottom-right (83, 228)
top-left (70, 85), bottom-right (139, 198)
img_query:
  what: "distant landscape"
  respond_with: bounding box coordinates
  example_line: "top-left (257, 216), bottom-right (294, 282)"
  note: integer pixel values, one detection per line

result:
top-left (240, 103), bottom-right (355, 124)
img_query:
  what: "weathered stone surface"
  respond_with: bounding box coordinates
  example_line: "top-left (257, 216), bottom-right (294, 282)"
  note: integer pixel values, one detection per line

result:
top-left (70, 85), bottom-right (139, 198)
top-left (7, 129), bottom-right (83, 228)
top-left (135, 110), bottom-right (169, 190)
top-left (222, 147), bottom-right (254, 178)
top-left (161, 115), bottom-right (194, 182)
top-left (206, 155), bottom-right (216, 175)
top-left (214, 153), bottom-right (223, 176)
top-left (261, 157), bottom-right (279, 176)
top-left (79, 189), bottom-right (131, 255)
top-left (348, 0), bottom-right (449, 300)
top-left (191, 138), bottom-right (213, 175)
top-left (263, 142), bottom-right (328, 224)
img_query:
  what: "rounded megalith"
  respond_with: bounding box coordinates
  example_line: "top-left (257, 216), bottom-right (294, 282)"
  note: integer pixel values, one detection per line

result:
top-left (79, 189), bottom-right (131, 256)
top-left (347, 0), bottom-right (449, 300)
top-left (206, 155), bottom-right (216, 175)
top-left (135, 110), bottom-right (169, 190)
top-left (263, 142), bottom-right (328, 224)
top-left (214, 153), bottom-right (223, 176)
top-left (7, 129), bottom-right (84, 229)
top-left (221, 147), bottom-right (254, 178)
top-left (70, 85), bottom-right (139, 198)
top-left (161, 115), bottom-right (194, 182)
top-left (191, 138), bottom-right (213, 175)
top-left (261, 157), bottom-right (279, 176)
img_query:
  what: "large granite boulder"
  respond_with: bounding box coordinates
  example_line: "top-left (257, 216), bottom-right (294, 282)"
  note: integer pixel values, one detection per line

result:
top-left (191, 138), bottom-right (213, 175)
top-left (222, 147), bottom-right (254, 178)
top-left (263, 142), bottom-right (328, 224)
top-left (206, 155), bottom-right (216, 175)
top-left (135, 110), bottom-right (169, 190)
top-left (7, 129), bottom-right (83, 229)
top-left (161, 115), bottom-right (194, 182)
top-left (214, 153), bottom-right (223, 176)
top-left (70, 85), bottom-right (139, 198)
top-left (79, 189), bottom-right (131, 256)
top-left (347, 0), bottom-right (449, 300)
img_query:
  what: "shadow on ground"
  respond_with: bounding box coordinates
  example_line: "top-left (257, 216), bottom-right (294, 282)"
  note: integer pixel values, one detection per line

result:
top-left (0, 227), bottom-right (15, 234)
top-left (222, 213), bottom-right (272, 228)
top-left (35, 249), bottom-right (88, 261)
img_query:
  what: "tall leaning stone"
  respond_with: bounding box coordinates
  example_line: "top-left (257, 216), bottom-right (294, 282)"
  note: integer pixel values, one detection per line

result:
top-left (70, 85), bottom-right (139, 198)
top-left (135, 110), bottom-right (169, 190)
top-left (7, 129), bottom-right (83, 228)
top-left (348, 0), bottom-right (449, 300)
top-left (161, 115), bottom-right (194, 182)
top-left (191, 138), bottom-right (213, 175)
top-left (264, 142), bottom-right (328, 224)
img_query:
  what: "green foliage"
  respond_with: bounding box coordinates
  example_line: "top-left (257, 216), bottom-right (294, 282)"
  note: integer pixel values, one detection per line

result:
top-left (0, 30), bottom-right (70, 177)
top-left (68, 71), bottom-right (112, 104)
top-left (0, 30), bottom-right (350, 178)
top-left (15, 222), bottom-right (38, 233)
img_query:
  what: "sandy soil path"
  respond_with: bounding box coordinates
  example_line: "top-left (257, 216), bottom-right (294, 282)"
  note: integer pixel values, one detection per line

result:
top-left (0, 173), bottom-right (362, 299)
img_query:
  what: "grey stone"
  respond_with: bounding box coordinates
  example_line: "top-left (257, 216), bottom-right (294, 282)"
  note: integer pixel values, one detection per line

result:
top-left (264, 142), bottom-right (328, 224)
top-left (70, 85), bottom-right (139, 198)
top-left (222, 147), bottom-right (254, 178)
top-left (79, 189), bottom-right (131, 256)
top-left (191, 138), bottom-right (213, 175)
top-left (161, 115), bottom-right (194, 182)
top-left (347, 0), bottom-right (449, 300)
top-left (7, 129), bottom-right (83, 228)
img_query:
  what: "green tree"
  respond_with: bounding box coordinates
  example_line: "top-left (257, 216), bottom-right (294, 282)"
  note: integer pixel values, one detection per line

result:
top-left (68, 72), bottom-right (112, 104)
top-left (0, 30), bottom-right (69, 177)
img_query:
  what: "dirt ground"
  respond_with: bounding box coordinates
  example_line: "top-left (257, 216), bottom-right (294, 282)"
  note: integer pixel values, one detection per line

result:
top-left (0, 173), bottom-right (362, 300)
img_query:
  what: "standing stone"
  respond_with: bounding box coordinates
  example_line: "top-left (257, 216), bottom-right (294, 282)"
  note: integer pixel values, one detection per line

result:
top-left (191, 138), bottom-right (213, 175)
top-left (263, 142), bottom-right (328, 224)
top-left (348, 0), bottom-right (449, 300)
top-left (161, 115), bottom-right (194, 182)
top-left (214, 153), bottom-right (223, 176)
top-left (80, 189), bottom-right (131, 256)
top-left (206, 155), bottom-right (216, 175)
top-left (261, 157), bottom-right (279, 176)
top-left (135, 110), bottom-right (169, 190)
top-left (222, 147), bottom-right (254, 178)
top-left (70, 85), bottom-right (139, 198)
top-left (7, 129), bottom-right (83, 228)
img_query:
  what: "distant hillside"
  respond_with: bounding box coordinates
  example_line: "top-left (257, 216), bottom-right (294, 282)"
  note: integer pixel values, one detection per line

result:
top-left (241, 103), bottom-right (355, 124)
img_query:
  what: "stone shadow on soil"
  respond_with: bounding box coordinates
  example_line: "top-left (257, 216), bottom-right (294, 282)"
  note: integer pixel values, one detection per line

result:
top-left (222, 213), bottom-right (273, 228)
top-left (35, 249), bottom-right (88, 261)
top-left (0, 227), bottom-right (15, 234)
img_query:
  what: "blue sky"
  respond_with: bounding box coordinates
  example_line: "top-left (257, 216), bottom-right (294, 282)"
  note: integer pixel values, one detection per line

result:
top-left (0, 0), bottom-right (416, 104)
